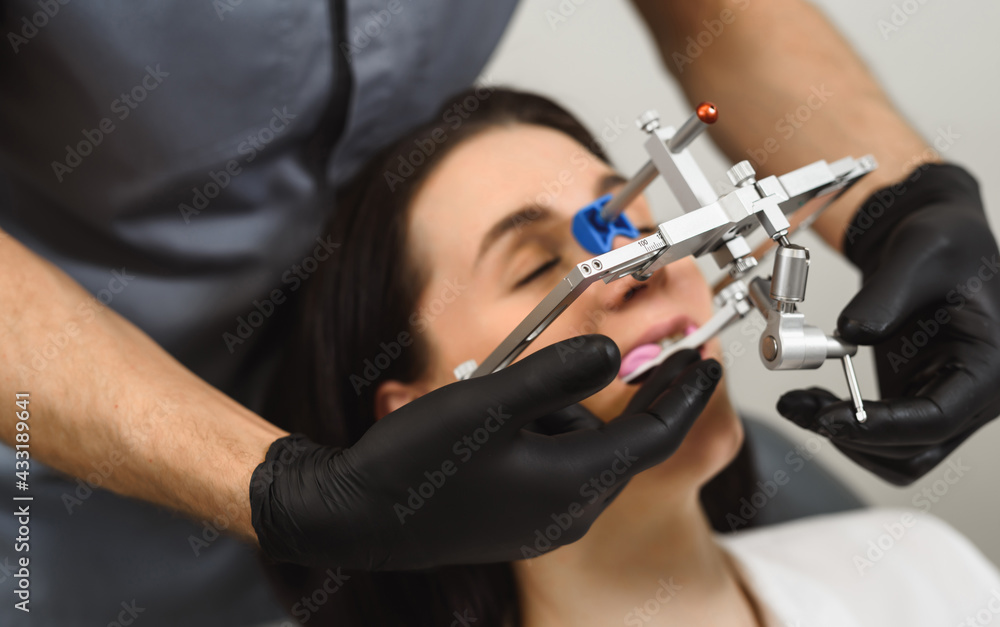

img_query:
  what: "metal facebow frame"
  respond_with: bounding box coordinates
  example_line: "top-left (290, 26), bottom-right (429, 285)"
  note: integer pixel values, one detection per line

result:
top-left (454, 103), bottom-right (876, 422)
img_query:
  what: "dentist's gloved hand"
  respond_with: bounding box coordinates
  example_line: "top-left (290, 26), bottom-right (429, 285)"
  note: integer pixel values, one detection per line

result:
top-left (777, 164), bottom-right (1000, 485)
top-left (250, 335), bottom-right (719, 570)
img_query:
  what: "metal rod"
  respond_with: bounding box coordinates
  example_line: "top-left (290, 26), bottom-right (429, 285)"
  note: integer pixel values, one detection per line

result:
top-left (469, 234), bottom-right (667, 378)
top-left (600, 161), bottom-right (657, 223)
top-left (667, 102), bottom-right (718, 153)
top-left (840, 353), bottom-right (867, 423)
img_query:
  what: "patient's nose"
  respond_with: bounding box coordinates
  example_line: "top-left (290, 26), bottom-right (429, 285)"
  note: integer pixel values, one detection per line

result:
top-left (589, 269), bottom-right (664, 317)
top-left (578, 230), bottom-right (665, 314)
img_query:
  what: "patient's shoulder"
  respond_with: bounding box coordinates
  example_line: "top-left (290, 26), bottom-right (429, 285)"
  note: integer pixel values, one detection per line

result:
top-left (718, 508), bottom-right (1000, 625)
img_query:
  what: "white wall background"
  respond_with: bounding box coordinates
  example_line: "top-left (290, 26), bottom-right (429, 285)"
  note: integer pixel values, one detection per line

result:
top-left (480, 0), bottom-right (1000, 565)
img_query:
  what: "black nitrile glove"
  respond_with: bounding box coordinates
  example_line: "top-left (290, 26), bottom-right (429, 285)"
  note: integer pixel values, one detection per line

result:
top-left (250, 335), bottom-right (720, 570)
top-left (777, 163), bottom-right (1000, 485)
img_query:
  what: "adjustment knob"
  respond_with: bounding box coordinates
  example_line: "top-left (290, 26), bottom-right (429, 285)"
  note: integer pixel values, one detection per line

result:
top-left (726, 160), bottom-right (757, 187)
top-left (730, 255), bottom-right (759, 278)
top-left (636, 110), bottom-right (660, 134)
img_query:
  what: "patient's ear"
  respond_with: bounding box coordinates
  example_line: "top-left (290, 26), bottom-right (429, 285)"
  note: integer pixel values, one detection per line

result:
top-left (374, 380), bottom-right (429, 421)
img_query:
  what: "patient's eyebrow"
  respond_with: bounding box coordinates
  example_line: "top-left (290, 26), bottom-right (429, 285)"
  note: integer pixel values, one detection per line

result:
top-left (597, 172), bottom-right (628, 196)
top-left (475, 204), bottom-right (556, 268)
top-left (473, 171), bottom-right (630, 268)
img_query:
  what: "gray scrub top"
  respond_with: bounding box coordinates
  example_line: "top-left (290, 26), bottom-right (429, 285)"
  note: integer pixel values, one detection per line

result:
top-left (0, 1), bottom-right (518, 624)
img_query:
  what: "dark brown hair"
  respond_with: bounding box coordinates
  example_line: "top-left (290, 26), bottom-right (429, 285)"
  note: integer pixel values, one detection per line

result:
top-left (262, 87), bottom-right (756, 626)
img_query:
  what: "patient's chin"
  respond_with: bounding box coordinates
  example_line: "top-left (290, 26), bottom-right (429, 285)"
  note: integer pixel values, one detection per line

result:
top-left (681, 392), bottom-right (743, 484)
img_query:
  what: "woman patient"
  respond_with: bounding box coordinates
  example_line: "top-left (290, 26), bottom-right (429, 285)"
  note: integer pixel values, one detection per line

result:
top-left (263, 88), bottom-right (1000, 626)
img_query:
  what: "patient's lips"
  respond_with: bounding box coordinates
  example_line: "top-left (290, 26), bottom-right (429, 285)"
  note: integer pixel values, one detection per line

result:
top-left (618, 320), bottom-right (701, 378)
top-left (619, 344), bottom-right (662, 378)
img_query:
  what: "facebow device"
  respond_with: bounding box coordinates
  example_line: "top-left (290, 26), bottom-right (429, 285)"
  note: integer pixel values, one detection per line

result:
top-left (454, 103), bottom-right (875, 422)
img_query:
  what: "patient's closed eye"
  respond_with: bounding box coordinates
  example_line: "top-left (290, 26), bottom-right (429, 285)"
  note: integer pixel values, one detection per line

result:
top-left (515, 257), bottom-right (561, 288)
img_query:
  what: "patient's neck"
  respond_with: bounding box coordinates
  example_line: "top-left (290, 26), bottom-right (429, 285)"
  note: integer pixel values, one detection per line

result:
top-left (512, 414), bottom-right (758, 626)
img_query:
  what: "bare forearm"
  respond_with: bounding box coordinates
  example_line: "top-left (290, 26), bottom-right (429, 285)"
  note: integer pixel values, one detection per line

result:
top-left (632, 0), bottom-right (935, 250)
top-left (0, 229), bottom-right (286, 540)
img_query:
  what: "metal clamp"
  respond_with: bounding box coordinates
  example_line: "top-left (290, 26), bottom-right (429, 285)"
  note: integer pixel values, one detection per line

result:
top-left (748, 246), bottom-right (867, 422)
